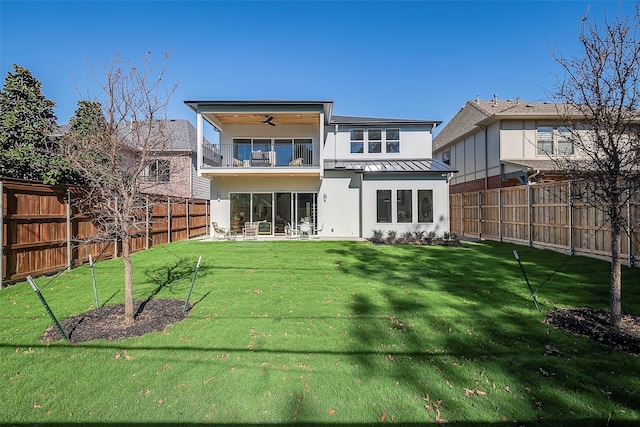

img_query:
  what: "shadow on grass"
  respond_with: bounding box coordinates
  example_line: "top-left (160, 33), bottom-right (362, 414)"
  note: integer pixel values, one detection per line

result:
top-left (324, 240), bottom-right (640, 422)
top-left (4, 420), bottom-right (640, 426)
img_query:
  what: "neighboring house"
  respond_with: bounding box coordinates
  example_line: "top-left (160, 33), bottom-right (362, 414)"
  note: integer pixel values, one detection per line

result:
top-left (140, 119), bottom-right (211, 200)
top-left (53, 119), bottom-right (210, 200)
top-left (184, 100), bottom-right (456, 239)
top-left (433, 98), bottom-right (577, 194)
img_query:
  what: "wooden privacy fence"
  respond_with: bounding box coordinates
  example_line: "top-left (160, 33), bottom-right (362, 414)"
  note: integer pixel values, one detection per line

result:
top-left (450, 181), bottom-right (640, 267)
top-left (1, 179), bottom-right (210, 287)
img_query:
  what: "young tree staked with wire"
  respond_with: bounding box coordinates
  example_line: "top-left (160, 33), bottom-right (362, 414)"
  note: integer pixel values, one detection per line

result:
top-left (550, 5), bottom-right (640, 327)
top-left (60, 52), bottom-right (177, 325)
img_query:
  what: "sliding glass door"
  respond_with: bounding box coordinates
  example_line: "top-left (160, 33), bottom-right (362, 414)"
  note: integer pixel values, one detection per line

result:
top-left (230, 192), bottom-right (316, 235)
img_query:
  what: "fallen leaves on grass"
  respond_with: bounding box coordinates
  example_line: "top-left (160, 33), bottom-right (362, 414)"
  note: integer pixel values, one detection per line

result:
top-left (423, 395), bottom-right (447, 423)
top-left (463, 387), bottom-right (487, 397)
top-left (114, 350), bottom-right (132, 360)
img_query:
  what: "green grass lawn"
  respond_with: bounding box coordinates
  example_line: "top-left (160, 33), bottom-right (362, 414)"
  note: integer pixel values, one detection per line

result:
top-left (1, 239), bottom-right (639, 426)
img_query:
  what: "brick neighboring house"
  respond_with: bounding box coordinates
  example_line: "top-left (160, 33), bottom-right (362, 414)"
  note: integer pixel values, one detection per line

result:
top-left (54, 119), bottom-right (210, 200)
top-left (433, 98), bottom-right (577, 194)
top-left (141, 119), bottom-right (210, 200)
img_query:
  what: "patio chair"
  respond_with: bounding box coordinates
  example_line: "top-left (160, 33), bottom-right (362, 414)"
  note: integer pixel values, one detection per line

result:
top-left (285, 222), bottom-right (299, 239)
top-left (243, 222), bottom-right (258, 240)
top-left (313, 223), bottom-right (324, 239)
top-left (212, 222), bottom-right (230, 240)
top-left (299, 222), bottom-right (312, 239)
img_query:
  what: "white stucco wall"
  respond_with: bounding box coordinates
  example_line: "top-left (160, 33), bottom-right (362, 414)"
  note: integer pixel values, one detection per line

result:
top-left (361, 176), bottom-right (451, 239)
top-left (318, 172), bottom-right (361, 238)
top-left (326, 126), bottom-right (433, 160)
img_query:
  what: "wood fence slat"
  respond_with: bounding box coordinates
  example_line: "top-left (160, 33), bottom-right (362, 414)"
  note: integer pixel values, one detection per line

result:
top-left (1, 179), bottom-right (210, 284)
top-left (452, 180), bottom-right (638, 267)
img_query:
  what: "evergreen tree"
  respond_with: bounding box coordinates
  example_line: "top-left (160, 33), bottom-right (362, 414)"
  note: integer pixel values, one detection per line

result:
top-left (0, 64), bottom-right (57, 181)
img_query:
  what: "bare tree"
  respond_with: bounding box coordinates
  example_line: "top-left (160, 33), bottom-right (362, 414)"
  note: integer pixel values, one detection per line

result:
top-left (62, 52), bottom-right (177, 325)
top-left (551, 5), bottom-right (640, 327)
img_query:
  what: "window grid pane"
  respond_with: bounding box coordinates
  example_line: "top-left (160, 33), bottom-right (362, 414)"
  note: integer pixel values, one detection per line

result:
top-left (386, 129), bottom-right (400, 153)
top-left (351, 129), bottom-right (364, 153)
top-left (537, 127), bottom-right (554, 155)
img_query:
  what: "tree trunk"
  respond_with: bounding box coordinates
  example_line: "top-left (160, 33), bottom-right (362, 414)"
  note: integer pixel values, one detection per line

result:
top-left (122, 238), bottom-right (135, 325)
top-left (610, 223), bottom-right (622, 327)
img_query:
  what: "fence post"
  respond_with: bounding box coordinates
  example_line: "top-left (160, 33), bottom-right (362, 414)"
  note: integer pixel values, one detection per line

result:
top-left (186, 199), bottom-right (190, 240)
top-left (477, 191), bottom-right (482, 239)
top-left (568, 181), bottom-right (575, 255)
top-left (167, 197), bottom-right (171, 243)
top-left (498, 188), bottom-right (503, 242)
top-left (206, 200), bottom-right (209, 236)
top-left (527, 185), bottom-right (532, 247)
top-left (0, 181), bottom-right (3, 290)
top-left (460, 194), bottom-right (464, 237)
top-left (66, 189), bottom-right (72, 270)
top-left (145, 196), bottom-right (150, 250)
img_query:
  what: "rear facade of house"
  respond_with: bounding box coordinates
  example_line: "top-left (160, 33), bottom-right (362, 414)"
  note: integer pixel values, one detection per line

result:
top-left (185, 100), bottom-right (456, 239)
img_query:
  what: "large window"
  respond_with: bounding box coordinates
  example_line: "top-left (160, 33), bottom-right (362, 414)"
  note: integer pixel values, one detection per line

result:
top-left (397, 190), bottom-right (412, 223)
top-left (144, 159), bottom-right (170, 182)
top-left (386, 129), bottom-right (400, 153)
top-left (557, 126), bottom-right (574, 155)
top-left (351, 128), bottom-right (400, 154)
top-left (376, 190), bottom-right (392, 223)
top-left (232, 138), bottom-right (314, 166)
top-left (537, 126), bottom-right (554, 155)
top-left (418, 190), bottom-right (433, 223)
top-left (350, 130), bottom-right (364, 153)
top-left (368, 129), bottom-right (382, 153)
top-left (230, 192), bottom-right (316, 235)
top-left (537, 125), bottom-right (574, 156)
top-left (230, 193), bottom-right (251, 233)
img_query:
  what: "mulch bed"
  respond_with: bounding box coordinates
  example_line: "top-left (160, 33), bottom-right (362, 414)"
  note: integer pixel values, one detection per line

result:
top-left (41, 299), bottom-right (189, 343)
top-left (545, 307), bottom-right (640, 357)
top-left (41, 299), bottom-right (640, 357)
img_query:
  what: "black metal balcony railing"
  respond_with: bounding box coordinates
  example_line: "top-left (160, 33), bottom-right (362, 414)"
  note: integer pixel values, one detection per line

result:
top-left (202, 142), bottom-right (319, 168)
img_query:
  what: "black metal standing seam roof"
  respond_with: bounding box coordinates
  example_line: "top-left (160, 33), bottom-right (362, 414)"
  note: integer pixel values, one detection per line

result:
top-left (331, 115), bottom-right (441, 127)
top-left (324, 159), bottom-right (457, 173)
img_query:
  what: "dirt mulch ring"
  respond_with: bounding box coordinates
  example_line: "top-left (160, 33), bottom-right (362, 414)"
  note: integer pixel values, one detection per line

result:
top-left (545, 307), bottom-right (640, 357)
top-left (41, 299), bottom-right (189, 343)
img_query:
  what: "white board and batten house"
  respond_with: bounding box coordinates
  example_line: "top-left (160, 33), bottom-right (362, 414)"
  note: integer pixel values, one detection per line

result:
top-left (433, 98), bottom-right (581, 194)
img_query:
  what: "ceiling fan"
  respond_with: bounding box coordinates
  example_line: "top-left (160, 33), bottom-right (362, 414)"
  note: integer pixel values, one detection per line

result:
top-left (263, 116), bottom-right (276, 126)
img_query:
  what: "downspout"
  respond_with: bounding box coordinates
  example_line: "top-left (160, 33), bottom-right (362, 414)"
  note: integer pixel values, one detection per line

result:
top-left (484, 126), bottom-right (489, 190)
top-left (528, 169), bottom-right (541, 184)
top-left (334, 124), bottom-right (338, 162)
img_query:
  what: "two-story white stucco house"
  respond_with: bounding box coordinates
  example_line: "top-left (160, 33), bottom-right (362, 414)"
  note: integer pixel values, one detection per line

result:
top-left (185, 100), bottom-right (456, 239)
top-left (433, 98), bottom-right (577, 194)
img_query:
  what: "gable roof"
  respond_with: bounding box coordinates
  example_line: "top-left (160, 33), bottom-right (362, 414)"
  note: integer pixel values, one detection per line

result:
top-left (433, 99), bottom-right (579, 153)
top-left (53, 119), bottom-right (205, 152)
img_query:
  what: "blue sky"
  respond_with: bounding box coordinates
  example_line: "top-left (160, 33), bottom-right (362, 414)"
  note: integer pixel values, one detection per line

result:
top-left (1, 0), bottom-right (636, 136)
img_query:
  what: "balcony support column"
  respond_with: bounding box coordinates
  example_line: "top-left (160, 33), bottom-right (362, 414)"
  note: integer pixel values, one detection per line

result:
top-left (196, 112), bottom-right (203, 176)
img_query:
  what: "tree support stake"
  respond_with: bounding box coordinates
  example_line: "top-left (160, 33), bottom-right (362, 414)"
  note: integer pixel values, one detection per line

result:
top-left (183, 255), bottom-right (202, 314)
top-left (27, 276), bottom-right (69, 341)
top-left (513, 250), bottom-right (541, 312)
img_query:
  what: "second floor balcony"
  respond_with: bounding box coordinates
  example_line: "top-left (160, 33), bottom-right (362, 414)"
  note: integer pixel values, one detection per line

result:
top-left (203, 139), bottom-right (320, 171)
